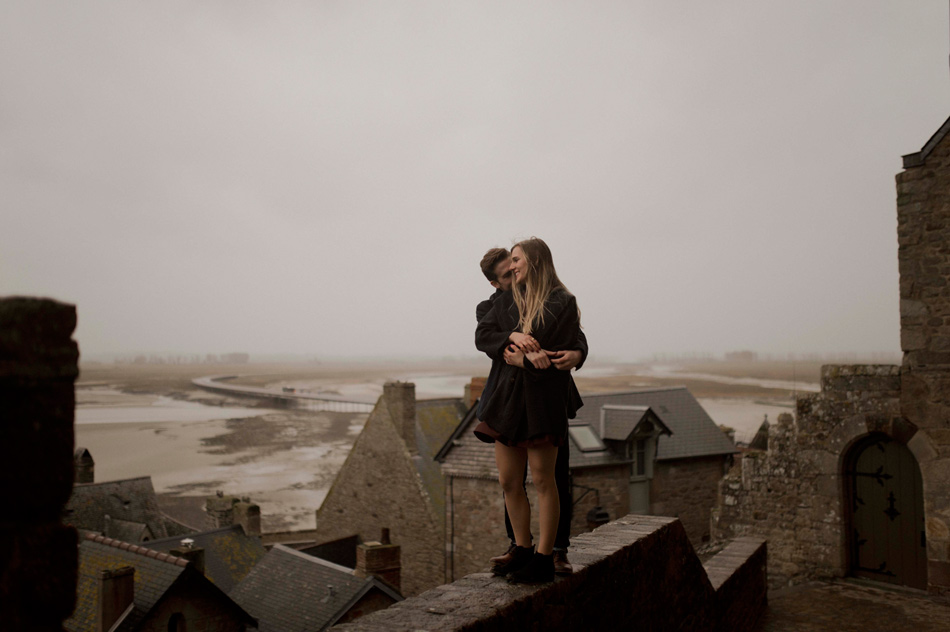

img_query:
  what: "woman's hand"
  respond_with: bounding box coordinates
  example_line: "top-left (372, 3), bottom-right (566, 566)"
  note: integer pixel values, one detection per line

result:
top-left (504, 345), bottom-right (525, 368)
top-left (525, 350), bottom-right (552, 369)
top-left (508, 332), bottom-right (540, 352)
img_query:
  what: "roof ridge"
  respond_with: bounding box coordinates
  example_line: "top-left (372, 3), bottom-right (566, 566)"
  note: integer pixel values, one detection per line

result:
top-left (74, 475), bottom-right (154, 487)
top-left (271, 543), bottom-right (357, 574)
top-left (85, 532), bottom-right (189, 567)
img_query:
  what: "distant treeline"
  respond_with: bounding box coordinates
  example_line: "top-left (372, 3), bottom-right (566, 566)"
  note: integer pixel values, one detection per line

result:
top-left (113, 352), bottom-right (250, 365)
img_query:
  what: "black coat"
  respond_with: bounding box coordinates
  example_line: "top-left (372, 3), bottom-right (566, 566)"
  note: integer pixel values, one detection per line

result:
top-left (474, 288), bottom-right (583, 445)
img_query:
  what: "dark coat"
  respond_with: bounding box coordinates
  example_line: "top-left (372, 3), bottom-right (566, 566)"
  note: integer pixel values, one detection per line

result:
top-left (474, 288), bottom-right (583, 445)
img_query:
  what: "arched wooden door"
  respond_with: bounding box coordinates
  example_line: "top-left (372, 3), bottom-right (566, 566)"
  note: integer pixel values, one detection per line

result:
top-left (845, 434), bottom-right (926, 589)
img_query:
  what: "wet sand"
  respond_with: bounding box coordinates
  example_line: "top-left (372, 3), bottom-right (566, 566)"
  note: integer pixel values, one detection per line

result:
top-left (74, 358), bottom-right (833, 532)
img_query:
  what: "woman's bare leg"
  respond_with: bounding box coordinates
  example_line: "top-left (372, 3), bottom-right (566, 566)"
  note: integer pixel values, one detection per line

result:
top-left (495, 442), bottom-right (532, 548)
top-left (527, 445), bottom-right (559, 555)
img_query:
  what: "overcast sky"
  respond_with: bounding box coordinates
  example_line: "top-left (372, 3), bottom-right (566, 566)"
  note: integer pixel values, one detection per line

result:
top-left (3, 2), bottom-right (948, 362)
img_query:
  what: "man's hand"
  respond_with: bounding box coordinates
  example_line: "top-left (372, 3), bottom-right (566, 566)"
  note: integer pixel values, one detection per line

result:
top-left (525, 350), bottom-right (552, 369)
top-left (504, 345), bottom-right (525, 368)
top-left (508, 332), bottom-right (540, 353)
top-left (546, 349), bottom-right (582, 371)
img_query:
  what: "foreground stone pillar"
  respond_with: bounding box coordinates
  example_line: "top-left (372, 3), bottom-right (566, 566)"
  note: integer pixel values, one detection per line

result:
top-left (0, 297), bottom-right (80, 630)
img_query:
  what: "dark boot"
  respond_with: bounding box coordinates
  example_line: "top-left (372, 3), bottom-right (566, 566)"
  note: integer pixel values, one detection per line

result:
top-left (489, 543), bottom-right (518, 572)
top-left (507, 552), bottom-right (555, 584)
top-left (491, 545), bottom-right (534, 577)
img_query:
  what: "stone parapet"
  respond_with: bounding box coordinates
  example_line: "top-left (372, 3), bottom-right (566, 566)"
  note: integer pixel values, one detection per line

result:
top-left (0, 296), bottom-right (79, 630)
top-left (333, 515), bottom-right (766, 632)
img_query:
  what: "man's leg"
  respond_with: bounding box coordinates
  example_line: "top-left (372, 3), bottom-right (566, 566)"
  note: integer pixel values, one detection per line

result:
top-left (552, 439), bottom-right (573, 574)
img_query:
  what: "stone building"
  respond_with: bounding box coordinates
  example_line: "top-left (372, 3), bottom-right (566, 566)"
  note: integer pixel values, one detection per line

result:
top-left (67, 532), bottom-right (256, 632)
top-left (314, 382), bottom-right (463, 596)
top-left (437, 386), bottom-right (737, 581)
top-left (711, 115), bottom-right (950, 595)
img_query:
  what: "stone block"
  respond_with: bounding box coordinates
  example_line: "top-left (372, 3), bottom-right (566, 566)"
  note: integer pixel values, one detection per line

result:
top-left (0, 297), bottom-right (79, 381)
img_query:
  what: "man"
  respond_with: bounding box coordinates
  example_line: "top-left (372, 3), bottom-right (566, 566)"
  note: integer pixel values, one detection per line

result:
top-left (476, 247), bottom-right (589, 575)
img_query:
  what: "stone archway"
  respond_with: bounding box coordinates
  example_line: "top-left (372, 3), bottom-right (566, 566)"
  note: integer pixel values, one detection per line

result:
top-left (844, 432), bottom-right (927, 590)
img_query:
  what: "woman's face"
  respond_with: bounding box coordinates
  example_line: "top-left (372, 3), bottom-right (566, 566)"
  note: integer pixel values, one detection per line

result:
top-left (510, 246), bottom-right (529, 285)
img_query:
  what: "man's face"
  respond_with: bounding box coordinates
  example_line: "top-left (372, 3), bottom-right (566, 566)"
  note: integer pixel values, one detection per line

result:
top-left (491, 257), bottom-right (513, 291)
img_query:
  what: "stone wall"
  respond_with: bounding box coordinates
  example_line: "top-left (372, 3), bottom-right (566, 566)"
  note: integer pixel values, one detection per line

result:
top-left (898, 134), bottom-right (950, 593)
top-left (711, 365), bottom-right (902, 589)
top-left (652, 455), bottom-right (724, 545)
top-left (0, 297), bottom-right (80, 630)
top-left (333, 515), bottom-right (767, 632)
top-left (570, 465), bottom-right (629, 534)
top-left (315, 389), bottom-right (443, 596)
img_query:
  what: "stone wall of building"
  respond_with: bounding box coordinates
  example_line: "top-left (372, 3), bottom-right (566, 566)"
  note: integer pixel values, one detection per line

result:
top-left (570, 465), bottom-right (629, 535)
top-left (711, 365), bottom-right (902, 589)
top-left (315, 390), bottom-right (443, 596)
top-left (0, 297), bottom-right (80, 630)
top-left (444, 476), bottom-right (508, 582)
top-left (898, 134), bottom-right (950, 593)
top-left (652, 455), bottom-right (725, 545)
top-left (333, 515), bottom-right (767, 632)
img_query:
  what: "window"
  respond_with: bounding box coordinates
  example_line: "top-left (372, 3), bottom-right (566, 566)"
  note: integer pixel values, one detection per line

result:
top-left (569, 425), bottom-right (606, 452)
top-left (168, 613), bottom-right (186, 632)
top-left (636, 439), bottom-right (647, 476)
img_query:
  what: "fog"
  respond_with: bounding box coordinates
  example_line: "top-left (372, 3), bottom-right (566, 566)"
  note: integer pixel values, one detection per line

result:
top-left (2, 2), bottom-right (947, 361)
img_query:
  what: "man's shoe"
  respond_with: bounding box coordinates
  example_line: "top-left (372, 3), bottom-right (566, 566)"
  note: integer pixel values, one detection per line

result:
top-left (489, 543), bottom-right (517, 571)
top-left (491, 545), bottom-right (534, 577)
top-left (507, 552), bottom-right (555, 584)
top-left (553, 550), bottom-right (573, 575)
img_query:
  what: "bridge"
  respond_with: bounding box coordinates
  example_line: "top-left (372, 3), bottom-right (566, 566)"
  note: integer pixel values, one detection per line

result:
top-left (192, 375), bottom-right (376, 413)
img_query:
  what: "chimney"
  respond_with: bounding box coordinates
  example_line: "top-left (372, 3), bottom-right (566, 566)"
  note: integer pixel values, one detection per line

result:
top-left (97, 566), bottom-right (134, 632)
top-left (383, 382), bottom-right (416, 455)
top-left (170, 538), bottom-right (206, 575)
top-left (354, 528), bottom-right (401, 592)
top-left (465, 377), bottom-right (487, 409)
top-left (234, 497), bottom-right (261, 536)
top-left (74, 447), bottom-right (95, 484)
top-left (205, 491), bottom-right (236, 528)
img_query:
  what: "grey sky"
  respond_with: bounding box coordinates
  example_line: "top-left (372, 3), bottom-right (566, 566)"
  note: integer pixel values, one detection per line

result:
top-left (2, 2), bottom-right (947, 361)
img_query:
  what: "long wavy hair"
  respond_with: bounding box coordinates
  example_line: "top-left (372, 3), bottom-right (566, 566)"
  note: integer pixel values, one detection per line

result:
top-left (511, 237), bottom-right (577, 335)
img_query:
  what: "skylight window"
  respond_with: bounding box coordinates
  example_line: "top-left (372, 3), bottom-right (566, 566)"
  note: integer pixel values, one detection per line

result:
top-left (569, 425), bottom-right (606, 452)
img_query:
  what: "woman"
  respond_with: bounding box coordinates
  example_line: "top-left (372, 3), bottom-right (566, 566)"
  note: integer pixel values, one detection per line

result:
top-left (474, 237), bottom-right (583, 584)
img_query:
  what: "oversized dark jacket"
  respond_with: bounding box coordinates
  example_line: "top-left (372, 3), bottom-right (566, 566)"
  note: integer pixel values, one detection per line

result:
top-left (474, 288), bottom-right (583, 445)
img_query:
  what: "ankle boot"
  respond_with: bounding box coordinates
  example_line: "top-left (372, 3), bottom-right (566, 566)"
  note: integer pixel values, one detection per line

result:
top-left (491, 545), bottom-right (534, 577)
top-left (507, 552), bottom-right (555, 584)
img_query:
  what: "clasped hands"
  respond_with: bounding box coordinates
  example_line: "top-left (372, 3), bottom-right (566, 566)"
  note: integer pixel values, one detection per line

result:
top-left (506, 332), bottom-right (581, 371)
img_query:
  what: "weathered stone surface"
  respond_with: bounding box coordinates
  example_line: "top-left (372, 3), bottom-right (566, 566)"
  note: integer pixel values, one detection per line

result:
top-left (333, 516), bottom-right (765, 632)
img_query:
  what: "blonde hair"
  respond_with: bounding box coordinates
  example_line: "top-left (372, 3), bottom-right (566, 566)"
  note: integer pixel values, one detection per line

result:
top-left (511, 237), bottom-right (576, 334)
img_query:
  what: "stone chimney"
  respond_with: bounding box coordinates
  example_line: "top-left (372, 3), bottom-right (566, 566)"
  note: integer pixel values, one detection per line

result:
top-left (205, 491), bottom-right (235, 528)
top-left (170, 538), bottom-right (205, 575)
top-left (383, 382), bottom-right (416, 456)
top-left (234, 497), bottom-right (261, 536)
top-left (97, 566), bottom-right (134, 632)
top-left (464, 376), bottom-right (487, 409)
top-left (354, 528), bottom-right (401, 592)
top-left (74, 447), bottom-right (94, 484)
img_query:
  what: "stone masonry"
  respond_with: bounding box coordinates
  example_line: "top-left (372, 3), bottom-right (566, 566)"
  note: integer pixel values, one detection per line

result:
top-left (0, 297), bottom-right (80, 630)
top-left (712, 365), bottom-right (902, 589)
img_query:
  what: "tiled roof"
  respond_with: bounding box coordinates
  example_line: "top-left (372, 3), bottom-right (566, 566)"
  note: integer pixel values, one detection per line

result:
top-left (439, 386), bottom-right (735, 478)
top-left (413, 398), bottom-right (466, 520)
top-left (573, 388), bottom-right (737, 461)
top-left (67, 533), bottom-right (189, 632)
top-left (141, 524), bottom-right (267, 593)
top-left (66, 476), bottom-right (193, 541)
top-left (230, 544), bottom-right (402, 631)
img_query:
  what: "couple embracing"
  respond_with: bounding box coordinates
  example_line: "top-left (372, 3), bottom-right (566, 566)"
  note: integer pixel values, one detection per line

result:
top-left (474, 237), bottom-right (587, 584)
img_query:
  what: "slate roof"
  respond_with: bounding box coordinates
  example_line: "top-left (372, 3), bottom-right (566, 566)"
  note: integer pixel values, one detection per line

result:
top-left (413, 397), bottom-right (467, 520)
top-left (66, 476), bottom-right (195, 541)
top-left (230, 544), bottom-right (402, 631)
top-left (439, 386), bottom-right (736, 478)
top-left (599, 405), bottom-right (672, 441)
top-left (68, 533), bottom-right (255, 632)
top-left (573, 388), bottom-right (737, 462)
top-left (141, 524), bottom-right (267, 593)
top-left (903, 113), bottom-right (950, 168)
